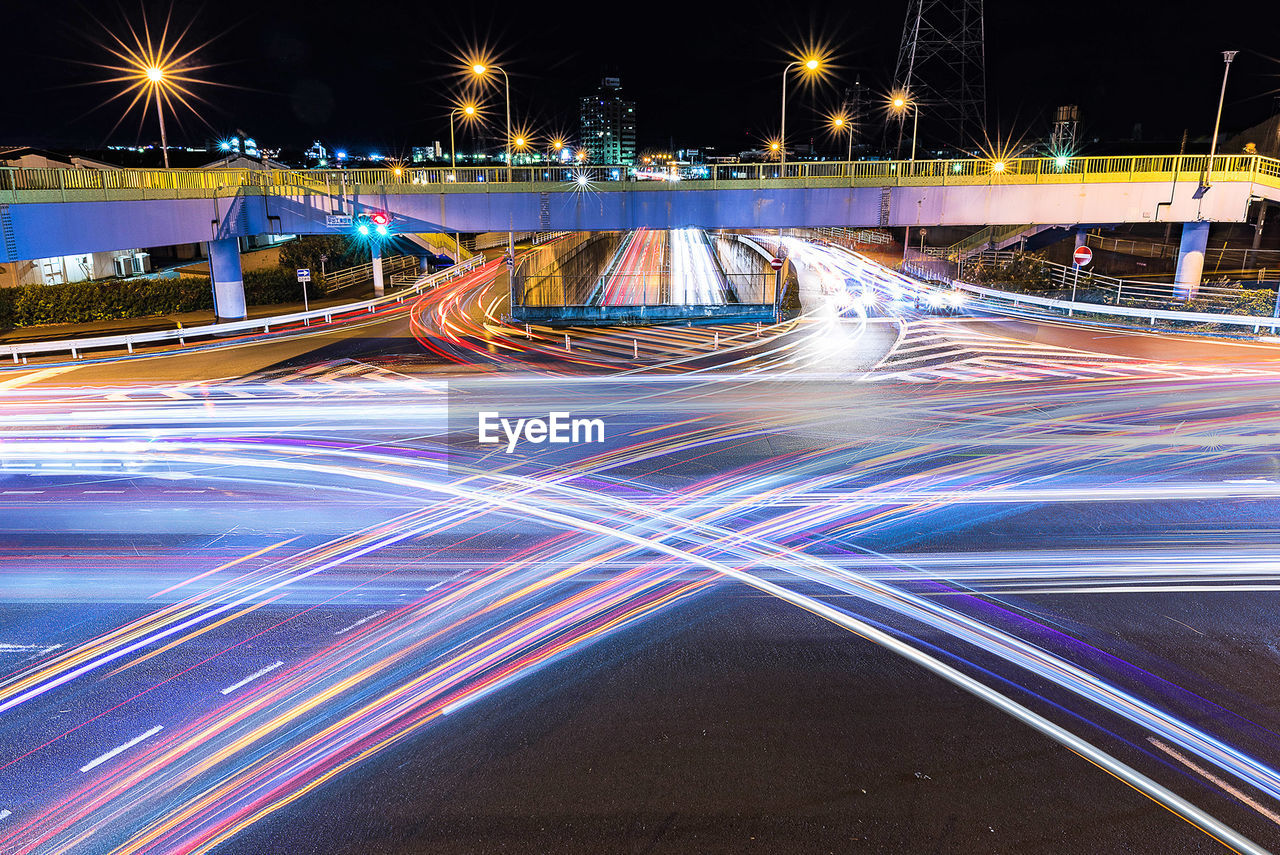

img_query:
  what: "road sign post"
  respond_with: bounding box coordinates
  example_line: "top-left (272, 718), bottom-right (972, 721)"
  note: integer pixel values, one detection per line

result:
top-left (1070, 246), bottom-right (1091, 309)
top-left (296, 268), bottom-right (312, 314)
top-left (770, 257), bottom-right (784, 318)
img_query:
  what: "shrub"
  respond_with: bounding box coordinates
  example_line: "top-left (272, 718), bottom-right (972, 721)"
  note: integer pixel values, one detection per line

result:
top-left (964, 252), bottom-right (1054, 291)
top-left (0, 268), bottom-right (308, 330)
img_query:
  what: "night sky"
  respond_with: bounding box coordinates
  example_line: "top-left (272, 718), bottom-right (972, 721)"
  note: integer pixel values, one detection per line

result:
top-left (3, 0), bottom-right (1279, 157)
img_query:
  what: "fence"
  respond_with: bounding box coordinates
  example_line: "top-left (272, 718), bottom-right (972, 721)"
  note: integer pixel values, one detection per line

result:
top-left (4, 153), bottom-right (1279, 201)
top-left (955, 250), bottom-right (1280, 310)
top-left (903, 260), bottom-right (1280, 335)
top-left (0, 256), bottom-right (485, 364)
top-left (322, 254), bottom-right (418, 291)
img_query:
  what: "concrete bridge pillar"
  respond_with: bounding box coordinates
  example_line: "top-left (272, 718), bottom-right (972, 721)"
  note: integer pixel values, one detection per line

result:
top-left (1174, 221), bottom-right (1211, 300)
top-left (207, 237), bottom-right (247, 321)
top-left (1074, 229), bottom-right (1088, 251)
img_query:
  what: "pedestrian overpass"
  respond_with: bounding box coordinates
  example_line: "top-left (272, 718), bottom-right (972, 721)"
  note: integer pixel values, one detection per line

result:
top-left (3, 154), bottom-right (1278, 320)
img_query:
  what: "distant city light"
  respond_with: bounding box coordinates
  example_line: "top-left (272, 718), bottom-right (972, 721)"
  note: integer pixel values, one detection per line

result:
top-left (336, 150), bottom-right (347, 160)
top-left (992, 160), bottom-right (1006, 172)
top-left (1055, 155), bottom-right (1069, 168)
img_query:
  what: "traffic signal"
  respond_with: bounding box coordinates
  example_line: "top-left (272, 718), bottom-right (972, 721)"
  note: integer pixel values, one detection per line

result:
top-left (355, 211), bottom-right (392, 238)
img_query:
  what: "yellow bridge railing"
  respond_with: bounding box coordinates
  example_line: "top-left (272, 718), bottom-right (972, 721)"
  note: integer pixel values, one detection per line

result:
top-left (2, 154), bottom-right (1278, 203)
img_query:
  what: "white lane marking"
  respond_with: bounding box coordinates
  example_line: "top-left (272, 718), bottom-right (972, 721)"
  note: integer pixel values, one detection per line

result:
top-left (1148, 737), bottom-right (1280, 826)
top-left (83, 490), bottom-right (126, 494)
top-left (0, 809), bottom-right (10, 821)
top-left (333, 609), bottom-right (387, 636)
top-left (0, 365), bottom-right (80, 390)
top-left (80, 725), bottom-right (163, 773)
top-left (1, 491), bottom-right (43, 495)
top-left (219, 660), bottom-right (284, 696)
top-left (0, 643), bottom-right (63, 654)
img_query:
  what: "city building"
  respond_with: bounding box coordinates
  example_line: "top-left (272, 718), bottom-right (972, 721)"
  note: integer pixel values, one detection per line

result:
top-left (305, 140), bottom-right (328, 165)
top-left (411, 143), bottom-right (443, 163)
top-left (214, 131), bottom-right (259, 159)
top-left (579, 77), bottom-right (636, 165)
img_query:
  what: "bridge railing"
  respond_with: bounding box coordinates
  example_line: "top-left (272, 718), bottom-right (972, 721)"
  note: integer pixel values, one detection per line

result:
top-left (4, 154), bottom-right (1279, 202)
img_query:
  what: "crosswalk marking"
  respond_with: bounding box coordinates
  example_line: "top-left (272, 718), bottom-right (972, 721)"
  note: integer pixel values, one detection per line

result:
top-left (865, 320), bottom-right (1280, 384)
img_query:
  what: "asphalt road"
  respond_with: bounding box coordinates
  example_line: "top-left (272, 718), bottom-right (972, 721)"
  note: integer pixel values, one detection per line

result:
top-left (5, 241), bottom-right (1280, 854)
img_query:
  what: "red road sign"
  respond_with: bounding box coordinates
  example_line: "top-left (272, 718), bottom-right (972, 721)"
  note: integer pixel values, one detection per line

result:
top-left (770, 257), bottom-right (784, 270)
top-left (1073, 245), bottom-right (1093, 266)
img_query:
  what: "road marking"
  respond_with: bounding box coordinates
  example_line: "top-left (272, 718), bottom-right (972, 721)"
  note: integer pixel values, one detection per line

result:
top-left (83, 490), bottom-right (126, 494)
top-left (1148, 737), bottom-right (1280, 826)
top-left (80, 725), bottom-right (163, 773)
top-left (0, 365), bottom-right (80, 390)
top-left (220, 660), bottom-right (284, 696)
top-left (0, 809), bottom-right (10, 821)
top-left (334, 609), bottom-right (387, 636)
top-left (1, 490), bottom-right (43, 495)
top-left (0, 643), bottom-right (63, 654)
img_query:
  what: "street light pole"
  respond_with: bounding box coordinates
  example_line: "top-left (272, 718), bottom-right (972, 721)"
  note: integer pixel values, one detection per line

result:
top-left (910, 101), bottom-right (919, 162)
top-left (150, 73), bottom-right (170, 168)
top-left (471, 63), bottom-right (514, 259)
top-left (780, 60), bottom-right (798, 167)
top-left (779, 57), bottom-right (820, 169)
top-left (1203, 50), bottom-right (1239, 189)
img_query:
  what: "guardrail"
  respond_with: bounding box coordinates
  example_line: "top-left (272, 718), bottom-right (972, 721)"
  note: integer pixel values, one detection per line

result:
top-left (958, 249), bottom-right (1275, 308)
top-left (1, 255), bottom-right (486, 365)
top-left (903, 260), bottom-right (1280, 335)
top-left (3, 153), bottom-right (1279, 201)
top-left (323, 254), bottom-right (418, 291)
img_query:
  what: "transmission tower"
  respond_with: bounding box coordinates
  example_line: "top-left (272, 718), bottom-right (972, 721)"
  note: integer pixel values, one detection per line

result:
top-left (893, 0), bottom-right (987, 152)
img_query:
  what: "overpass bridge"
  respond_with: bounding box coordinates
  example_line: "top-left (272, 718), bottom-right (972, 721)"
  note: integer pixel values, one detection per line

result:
top-left (2, 154), bottom-right (1278, 319)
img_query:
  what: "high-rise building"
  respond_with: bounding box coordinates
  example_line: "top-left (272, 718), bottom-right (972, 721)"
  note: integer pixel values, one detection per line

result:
top-left (579, 77), bottom-right (636, 165)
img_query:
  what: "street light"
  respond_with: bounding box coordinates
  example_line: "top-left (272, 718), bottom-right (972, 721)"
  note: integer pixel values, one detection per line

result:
top-left (449, 102), bottom-right (481, 257)
top-left (470, 62), bottom-right (512, 180)
top-left (829, 112), bottom-right (854, 163)
top-left (889, 91), bottom-right (920, 161)
top-left (470, 60), bottom-right (515, 267)
top-left (780, 56), bottom-right (822, 167)
top-left (1203, 50), bottom-right (1240, 189)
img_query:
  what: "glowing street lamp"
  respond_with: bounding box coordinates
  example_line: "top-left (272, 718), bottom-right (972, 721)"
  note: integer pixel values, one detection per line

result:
top-left (829, 111), bottom-right (854, 163)
top-left (780, 55), bottom-right (822, 166)
top-left (470, 61), bottom-right (512, 179)
top-left (449, 102), bottom-right (480, 179)
top-left (448, 101), bottom-right (481, 255)
top-left (890, 91), bottom-right (920, 161)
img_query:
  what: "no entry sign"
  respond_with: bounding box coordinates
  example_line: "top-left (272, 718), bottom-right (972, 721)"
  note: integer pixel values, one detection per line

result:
top-left (770, 257), bottom-right (784, 270)
top-left (1073, 245), bottom-right (1093, 266)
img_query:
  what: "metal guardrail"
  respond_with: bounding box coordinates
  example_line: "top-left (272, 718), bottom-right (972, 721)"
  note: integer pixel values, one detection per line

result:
top-left (808, 227), bottom-right (893, 246)
top-left (959, 250), bottom-right (1271, 308)
top-left (323, 254), bottom-right (418, 291)
top-left (1, 255), bottom-right (486, 364)
top-left (3, 154), bottom-right (1279, 202)
top-left (903, 260), bottom-right (1280, 334)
